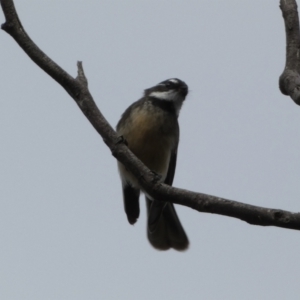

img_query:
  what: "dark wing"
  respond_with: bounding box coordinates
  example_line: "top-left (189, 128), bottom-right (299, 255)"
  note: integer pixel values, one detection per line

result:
top-left (164, 148), bottom-right (178, 186)
top-left (117, 99), bottom-right (145, 225)
top-left (164, 117), bottom-right (180, 186)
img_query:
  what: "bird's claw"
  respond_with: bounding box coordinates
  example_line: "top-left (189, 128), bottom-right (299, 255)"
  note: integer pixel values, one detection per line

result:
top-left (116, 135), bottom-right (128, 146)
top-left (151, 171), bottom-right (162, 183)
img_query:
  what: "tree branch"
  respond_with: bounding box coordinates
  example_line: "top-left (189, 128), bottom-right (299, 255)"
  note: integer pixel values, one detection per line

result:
top-left (1, 0), bottom-right (300, 231)
top-left (279, 0), bottom-right (300, 105)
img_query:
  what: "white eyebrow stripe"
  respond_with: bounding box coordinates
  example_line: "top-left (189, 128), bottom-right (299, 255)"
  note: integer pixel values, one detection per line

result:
top-left (149, 90), bottom-right (176, 100)
top-left (169, 79), bottom-right (178, 83)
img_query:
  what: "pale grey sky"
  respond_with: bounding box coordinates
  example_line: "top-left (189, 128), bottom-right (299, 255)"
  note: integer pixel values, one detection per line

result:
top-left (1, 1), bottom-right (300, 299)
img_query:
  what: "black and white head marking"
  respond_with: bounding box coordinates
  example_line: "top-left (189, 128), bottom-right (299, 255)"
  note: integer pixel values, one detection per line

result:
top-left (144, 78), bottom-right (188, 115)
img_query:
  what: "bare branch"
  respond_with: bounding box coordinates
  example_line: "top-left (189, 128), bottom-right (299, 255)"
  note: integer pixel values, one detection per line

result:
top-left (1, 0), bottom-right (300, 231)
top-left (279, 0), bottom-right (300, 105)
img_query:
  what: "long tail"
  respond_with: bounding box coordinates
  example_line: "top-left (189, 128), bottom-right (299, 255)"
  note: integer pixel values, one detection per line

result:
top-left (146, 198), bottom-right (189, 251)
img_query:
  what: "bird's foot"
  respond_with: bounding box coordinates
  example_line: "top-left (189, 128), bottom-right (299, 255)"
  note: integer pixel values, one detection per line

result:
top-left (150, 171), bottom-right (162, 184)
top-left (116, 135), bottom-right (128, 146)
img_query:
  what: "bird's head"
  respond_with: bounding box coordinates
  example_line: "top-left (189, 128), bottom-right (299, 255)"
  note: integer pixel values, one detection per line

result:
top-left (144, 78), bottom-right (188, 115)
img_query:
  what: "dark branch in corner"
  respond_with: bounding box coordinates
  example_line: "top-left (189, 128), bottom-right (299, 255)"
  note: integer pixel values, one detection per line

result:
top-left (1, 0), bottom-right (300, 231)
top-left (279, 0), bottom-right (300, 105)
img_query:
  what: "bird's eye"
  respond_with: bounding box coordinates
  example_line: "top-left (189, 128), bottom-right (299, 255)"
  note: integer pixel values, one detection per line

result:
top-left (165, 82), bottom-right (172, 88)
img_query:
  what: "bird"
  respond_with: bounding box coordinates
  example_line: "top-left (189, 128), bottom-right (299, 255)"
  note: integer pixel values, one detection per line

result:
top-left (116, 78), bottom-right (189, 251)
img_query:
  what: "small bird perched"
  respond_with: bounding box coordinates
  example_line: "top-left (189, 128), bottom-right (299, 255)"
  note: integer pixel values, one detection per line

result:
top-left (116, 78), bottom-right (189, 251)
